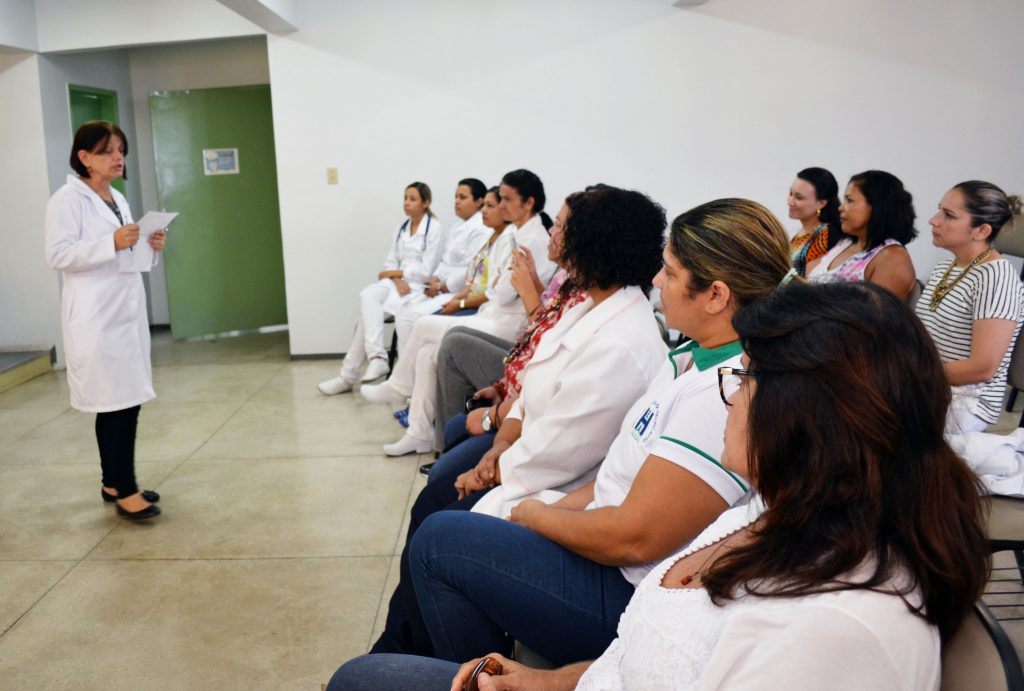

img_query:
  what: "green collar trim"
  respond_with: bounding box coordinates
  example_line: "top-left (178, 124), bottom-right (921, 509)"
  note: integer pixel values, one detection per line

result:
top-left (669, 340), bottom-right (743, 376)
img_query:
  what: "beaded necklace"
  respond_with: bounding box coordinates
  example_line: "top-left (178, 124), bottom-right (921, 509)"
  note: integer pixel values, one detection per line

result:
top-left (928, 248), bottom-right (992, 311)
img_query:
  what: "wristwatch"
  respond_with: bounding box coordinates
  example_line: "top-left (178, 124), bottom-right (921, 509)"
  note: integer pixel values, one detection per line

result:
top-left (481, 407), bottom-right (493, 432)
top-left (460, 299), bottom-right (467, 310)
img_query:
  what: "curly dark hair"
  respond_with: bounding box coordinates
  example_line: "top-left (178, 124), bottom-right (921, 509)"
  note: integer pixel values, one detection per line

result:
top-left (704, 281), bottom-right (988, 642)
top-left (559, 186), bottom-right (666, 296)
top-left (848, 170), bottom-right (918, 248)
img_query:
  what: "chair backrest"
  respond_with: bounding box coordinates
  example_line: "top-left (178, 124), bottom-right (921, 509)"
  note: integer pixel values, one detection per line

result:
top-left (941, 601), bottom-right (1024, 691)
top-left (995, 216), bottom-right (1024, 259)
top-left (908, 278), bottom-right (924, 307)
top-left (1008, 329), bottom-right (1024, 392)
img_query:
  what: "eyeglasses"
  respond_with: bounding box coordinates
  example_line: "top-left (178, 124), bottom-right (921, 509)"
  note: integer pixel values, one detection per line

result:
top-left (717, 366), bottom-right (754, 406)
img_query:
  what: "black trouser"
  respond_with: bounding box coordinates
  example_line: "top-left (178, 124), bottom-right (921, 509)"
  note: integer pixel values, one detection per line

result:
top-left (369, 460), bottom-right (490, 657)
top-left (95, 405), bottom-right (141, 498)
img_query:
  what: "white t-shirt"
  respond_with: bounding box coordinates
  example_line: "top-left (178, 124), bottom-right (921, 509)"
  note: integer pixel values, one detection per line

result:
top-left (576, 500), bottom-right (940, 691)
top-left (588, 341), bottom-right (751, 586)
top-left (915, 258), bottom-right (1024, 424)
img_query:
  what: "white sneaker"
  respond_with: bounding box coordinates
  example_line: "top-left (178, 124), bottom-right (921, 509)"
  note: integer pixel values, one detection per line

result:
top-left (361, 358), bottom-right (390, 383)
top-left (317, 376), bottom-right (353, 395)
top-left (383, 434), bottom-right (433, 456)
top-left (360, 381), bottom-right (407, 404)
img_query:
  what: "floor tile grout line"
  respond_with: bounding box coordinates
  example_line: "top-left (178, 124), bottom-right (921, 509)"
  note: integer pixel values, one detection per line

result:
top-left (77, 554), bottom-right (398, 562)
top-left (365, 465), bottom-right (422, 650)
top-left (176, 359), bottom-right (288, 463)
top-left (0, 515), bottom-right (127, 639)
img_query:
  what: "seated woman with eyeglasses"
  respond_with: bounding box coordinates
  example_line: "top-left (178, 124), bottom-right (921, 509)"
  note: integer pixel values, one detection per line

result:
top-left (326, 282), bottom-right (989, 691)
top-left (325, 198), bottom-right (793, 685)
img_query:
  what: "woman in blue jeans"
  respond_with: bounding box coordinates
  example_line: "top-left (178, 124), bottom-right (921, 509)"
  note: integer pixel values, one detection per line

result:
top-left (367, 186), bottom-right (668, 657)
top-left (328, 281), bottom-right (988, 691)
top-left (403, 199), bottom-right (793, 666)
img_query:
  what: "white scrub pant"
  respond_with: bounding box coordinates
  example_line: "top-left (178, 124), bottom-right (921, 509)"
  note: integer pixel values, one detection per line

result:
top-left (389, 309), bottom-right (525, 443)
top-left (387, 314), bottom-right (455, 443)
top-left (339, 281), bottom-right (393, 379)
top-left (394, 294), bottom-right (450, 354)
top-left (946, 387), bottom-right (989, 437)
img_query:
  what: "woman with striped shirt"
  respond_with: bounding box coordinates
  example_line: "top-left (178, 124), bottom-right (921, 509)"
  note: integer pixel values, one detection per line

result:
top-left (915, 180), bottom-right (1024, 434)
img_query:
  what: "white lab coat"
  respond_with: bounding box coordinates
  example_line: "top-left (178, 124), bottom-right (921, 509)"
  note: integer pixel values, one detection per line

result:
top-left (45, 174), bottom-right (155, 413)
top-left (380, 215), bottom-right (444, 314)
top-left (472, 285), bottom-right (667, 518)
top-left (468, 214), bottom-right (558, 342)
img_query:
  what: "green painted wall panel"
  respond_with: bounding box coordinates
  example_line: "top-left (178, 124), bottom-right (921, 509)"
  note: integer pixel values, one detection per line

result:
top-left (149, 85), bottom-right (287, 339)
top-left (68, 85), bottom-right (124, 194)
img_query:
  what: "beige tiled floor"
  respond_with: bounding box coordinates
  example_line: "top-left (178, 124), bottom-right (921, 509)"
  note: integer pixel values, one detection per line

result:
top-left (3, 329), bottom-right (1024, 689)
top-left (0, 330), bottom-right (428, 690)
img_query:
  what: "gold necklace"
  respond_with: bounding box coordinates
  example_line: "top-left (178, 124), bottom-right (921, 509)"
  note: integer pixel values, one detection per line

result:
top-left (928, 248), bottom-right (992, 311)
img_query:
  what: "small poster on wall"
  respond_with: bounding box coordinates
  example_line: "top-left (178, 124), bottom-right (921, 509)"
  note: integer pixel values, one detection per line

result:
top-left (202, 148), bottom-right (240, 175)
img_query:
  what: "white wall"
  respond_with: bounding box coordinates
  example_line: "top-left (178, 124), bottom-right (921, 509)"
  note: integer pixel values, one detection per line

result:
top-left (267, 0), bottom-right (1024, 355)
top-left (0, 0), bottom-right (38, 52)
top-left (128, 36), bottom-right (271, 324)
top-left (37, 50), bottom-right (142, 209)
top-left (36, 50), bottom-right (145, 353)
top-left (0, 53), bottom-right (59, 352)
top-left (34, 0), bottom-right (261, 52)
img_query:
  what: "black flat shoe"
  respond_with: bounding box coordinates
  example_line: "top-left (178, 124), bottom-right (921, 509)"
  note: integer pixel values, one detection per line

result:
top-left (102, 489), bottom-right (160, 503)
top-left (418, 462), bottom-right (435, 477)
top-left (116, 503), bottom-right (161, 521)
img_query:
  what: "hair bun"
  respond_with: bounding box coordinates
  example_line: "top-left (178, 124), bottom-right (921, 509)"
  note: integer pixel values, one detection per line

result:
top-left (1008, 194), bottom-right (1023, 218)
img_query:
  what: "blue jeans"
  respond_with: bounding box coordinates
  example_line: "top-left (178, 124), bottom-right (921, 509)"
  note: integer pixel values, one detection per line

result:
top-left (429, 413), bottom-right (495, 482)
top-left (409, 510), bottom-right (636, 666)
top-left (327, 653), bottom-right (457, 691)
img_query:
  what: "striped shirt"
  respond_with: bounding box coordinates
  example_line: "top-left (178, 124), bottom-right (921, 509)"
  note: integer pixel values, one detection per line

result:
top-left (916, 258), bottom-right (1024, 424)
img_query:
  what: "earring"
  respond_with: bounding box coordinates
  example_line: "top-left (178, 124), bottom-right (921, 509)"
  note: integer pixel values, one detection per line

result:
top-left (816, 208), bottom-right (822, 219)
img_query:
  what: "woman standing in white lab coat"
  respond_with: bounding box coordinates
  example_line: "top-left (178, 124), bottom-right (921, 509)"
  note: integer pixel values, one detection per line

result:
top-left (45, 121), bottom-right (167, 521)
top-left (319, 182), bottom-right (443, 394)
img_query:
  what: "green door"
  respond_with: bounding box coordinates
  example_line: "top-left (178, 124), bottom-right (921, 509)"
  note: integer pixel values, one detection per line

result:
top-left (149, 85), bottom-right (287, 339)
top-left (68, 85), bottom-right (124, 194)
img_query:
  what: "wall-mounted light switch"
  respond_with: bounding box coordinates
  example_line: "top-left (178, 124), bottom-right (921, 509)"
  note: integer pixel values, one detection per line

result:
top-left (327, 167), bottom-right (338, 185)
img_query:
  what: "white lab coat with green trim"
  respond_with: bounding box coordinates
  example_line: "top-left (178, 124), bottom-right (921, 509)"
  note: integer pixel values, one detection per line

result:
top-left (45, 174), bottom-right (155, 413)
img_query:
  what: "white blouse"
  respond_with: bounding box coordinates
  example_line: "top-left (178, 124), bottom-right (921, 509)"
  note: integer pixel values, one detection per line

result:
top-left (576, 500), bottom-right (940, 691)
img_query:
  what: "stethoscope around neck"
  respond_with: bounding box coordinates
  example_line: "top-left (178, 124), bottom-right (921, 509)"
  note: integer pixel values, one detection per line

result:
top-left (395, 216), bottom-right (431, 258)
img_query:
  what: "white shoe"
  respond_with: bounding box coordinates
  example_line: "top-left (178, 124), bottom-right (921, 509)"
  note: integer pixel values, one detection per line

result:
top-left (361, 358), bottom-right (390, 383)
top-left (383, 434), bottom-right (433, 456)
top-left (360, 381), bottom-right (407, 404)
top-left (317, 376), bottom-right (353, 395)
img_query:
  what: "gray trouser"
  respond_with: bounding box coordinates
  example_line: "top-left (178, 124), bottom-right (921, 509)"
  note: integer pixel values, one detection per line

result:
top-left (434, 326), bottom-right (512, 449)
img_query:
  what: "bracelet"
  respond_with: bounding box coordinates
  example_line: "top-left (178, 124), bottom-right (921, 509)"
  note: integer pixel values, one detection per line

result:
top-left (460, 299), bottom-right (466, 310)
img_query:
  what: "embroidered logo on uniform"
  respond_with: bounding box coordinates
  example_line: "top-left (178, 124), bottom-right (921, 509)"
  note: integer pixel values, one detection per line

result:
top-left (631, 402), bottom-right (660, 444)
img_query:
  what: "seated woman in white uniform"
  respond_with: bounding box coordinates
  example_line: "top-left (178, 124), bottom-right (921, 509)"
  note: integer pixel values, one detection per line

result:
top-left (318, 182), bottom-right (443, 395)
top-left (360, 169), bottom-right (557, 455)
top-left (392, 178), bottom-right (492, 350)
top-left (915, 180), bottom-right (1024, 435)
top-left (327, 281), bottom-right (990, 691)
